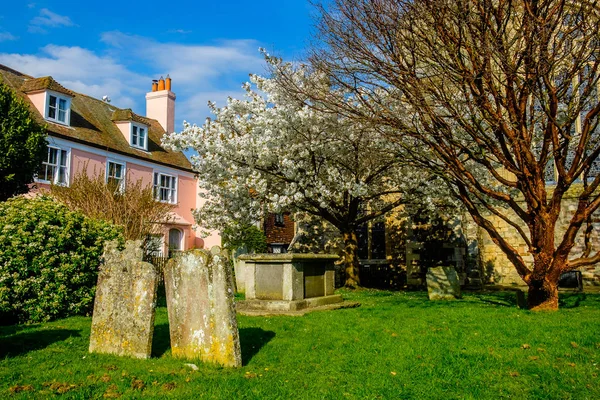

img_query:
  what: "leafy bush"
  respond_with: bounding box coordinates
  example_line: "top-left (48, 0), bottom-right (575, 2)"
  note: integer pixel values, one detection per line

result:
top-left (0, 196), bottom-right (124, 324)
top-left (0, 80), bottom-right (47, 201)
top-left (222, 223), bottom-right (267, 254)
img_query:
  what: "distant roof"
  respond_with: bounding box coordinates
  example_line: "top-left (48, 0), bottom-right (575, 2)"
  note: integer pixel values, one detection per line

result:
top-left (0, 64), bottom-right (193, 173)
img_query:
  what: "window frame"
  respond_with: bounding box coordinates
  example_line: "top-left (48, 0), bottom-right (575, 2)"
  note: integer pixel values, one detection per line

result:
top-left (153, 171), bottom-right (178, 204)
top-left (45, 91), bottom-right (71, 126)
top-left (106, 159), bottom-right (126, 192)
top-left (130, 123), bottom-right (148, 151)
top-left (36, 145), bottom-right (70, 186)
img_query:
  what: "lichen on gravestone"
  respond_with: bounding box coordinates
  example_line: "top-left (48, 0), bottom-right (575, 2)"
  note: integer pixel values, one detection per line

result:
top-left (89, 240), bottom-right (159, 359)
top-left (163, 247), bottom-right (241, 367)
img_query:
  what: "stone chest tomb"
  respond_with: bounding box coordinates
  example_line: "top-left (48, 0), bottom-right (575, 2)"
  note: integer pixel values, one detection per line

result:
top-left (236, 253), bottom-right (342, 312)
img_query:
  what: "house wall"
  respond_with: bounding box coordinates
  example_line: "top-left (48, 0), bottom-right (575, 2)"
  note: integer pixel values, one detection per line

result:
top-left (33, 135), bottom-right (221, 253)
top-left (26, 91), bottom-right (46, 116)
top-left (194, 186), bottom-right (222, 249)
top-left (115, 121), bottom-right (130, 143)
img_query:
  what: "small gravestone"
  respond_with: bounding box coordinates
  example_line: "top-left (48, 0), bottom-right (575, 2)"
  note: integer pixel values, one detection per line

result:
top-left (163, 247), bottom-right (241, 368)
top-left (426, 266), bottom-right (461, 300)
top-left (89, 240), bottom-right (159, 359)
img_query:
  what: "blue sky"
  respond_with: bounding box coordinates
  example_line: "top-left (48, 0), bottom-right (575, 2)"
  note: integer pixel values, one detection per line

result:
top-left (0, 1), bottom-right (314, 130)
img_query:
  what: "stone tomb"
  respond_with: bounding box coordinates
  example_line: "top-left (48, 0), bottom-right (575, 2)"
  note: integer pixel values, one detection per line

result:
top-left (163, 248), bottom-right (241, 367)
top-left (237, 253), bottom-right (342, 312)
top-left (426, 266), bottom-right (461, 301)
top-left (89, 241), bottom-right (159, 359)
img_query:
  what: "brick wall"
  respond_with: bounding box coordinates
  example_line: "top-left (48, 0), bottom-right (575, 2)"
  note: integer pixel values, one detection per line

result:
top-left (264, 213), bottom-right (295, 245)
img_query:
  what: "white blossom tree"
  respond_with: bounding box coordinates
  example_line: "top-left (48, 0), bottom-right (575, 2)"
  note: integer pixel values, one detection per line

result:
top-left (163, 54), bottom-right (446, 287)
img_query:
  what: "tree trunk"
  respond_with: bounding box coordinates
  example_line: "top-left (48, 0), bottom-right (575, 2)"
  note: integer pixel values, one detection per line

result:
top-left (342, 231), bottom-right (361, 288)
top-left (527, 276), bottom-right (559, 311)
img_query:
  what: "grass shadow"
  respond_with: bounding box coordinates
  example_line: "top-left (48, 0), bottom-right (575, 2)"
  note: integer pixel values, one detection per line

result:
top-left (0, 329), bottom-right (80, 358)
top-left (152, 323), bottom-right (171, 358)
top-left (239, 327), bottom-right (275, 366)
top-left (559, 293), bottom-right (587, 309)
top-left (471, 291), bottom-right (521, 308)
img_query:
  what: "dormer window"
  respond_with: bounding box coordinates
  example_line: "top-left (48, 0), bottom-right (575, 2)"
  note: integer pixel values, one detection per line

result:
top-left (46, 92), bottom-right (71, 125)
top-left (131, 124), bottom-right (147, 150)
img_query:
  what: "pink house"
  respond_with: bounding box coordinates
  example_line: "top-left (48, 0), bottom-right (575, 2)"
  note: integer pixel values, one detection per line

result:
top-left (0, 64), bottom-right (220, 255)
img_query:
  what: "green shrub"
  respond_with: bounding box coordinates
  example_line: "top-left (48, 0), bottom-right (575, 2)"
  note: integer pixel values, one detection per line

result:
top-left (0, 196), bottom-right (124, 324)
top-left (222, 223), bottom-right (267, 254)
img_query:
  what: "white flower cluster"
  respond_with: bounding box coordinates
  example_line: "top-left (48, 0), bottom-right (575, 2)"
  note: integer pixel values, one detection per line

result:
top-left (163, 54), bottom-right (447, 236)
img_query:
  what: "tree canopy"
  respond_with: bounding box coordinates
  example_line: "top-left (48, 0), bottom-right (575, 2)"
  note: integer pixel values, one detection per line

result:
top-left (0, 81), bottom-right (47, 201)
top-left (287, 0), bottom-right (600, 309)
top-left (163, 57), bottom-right (446, 287)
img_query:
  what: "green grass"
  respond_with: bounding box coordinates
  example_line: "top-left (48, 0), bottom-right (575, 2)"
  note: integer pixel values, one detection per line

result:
top-left (1, 290), bottom-right (599, 399)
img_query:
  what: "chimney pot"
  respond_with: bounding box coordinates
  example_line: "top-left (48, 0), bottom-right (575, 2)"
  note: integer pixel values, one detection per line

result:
top-left (158, 76), bottom-right (165, 91)
top-left (151, 80), bottom-right (158, 92)
top-left (166, 74), bottom-right (172, 91)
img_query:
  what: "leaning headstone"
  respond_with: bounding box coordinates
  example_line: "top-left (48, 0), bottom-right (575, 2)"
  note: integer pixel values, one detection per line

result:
top-left (89, 240), bottom-right (159, 359)
top-left (163, 247), bottom-right (242, 368)
top-left (426, 266), bottom-right (461, 300)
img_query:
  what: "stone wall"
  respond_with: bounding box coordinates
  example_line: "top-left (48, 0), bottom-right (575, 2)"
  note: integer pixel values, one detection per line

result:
top-left (464, 193), bottom-right (600, 286)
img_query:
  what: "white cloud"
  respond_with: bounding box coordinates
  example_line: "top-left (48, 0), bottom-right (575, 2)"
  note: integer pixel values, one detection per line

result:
top-left (100, 32), bottom-right (265, 85)
top-left (29, 8), bottom-right (76, 33)
top-left (0, 32), bottom-right (266, 130)
top-left (0, 32), bottom-right (17, 42)
top-left (0, 45), bottom-right (145, 110)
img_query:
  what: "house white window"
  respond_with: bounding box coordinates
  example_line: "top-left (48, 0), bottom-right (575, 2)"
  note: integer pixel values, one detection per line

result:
top-left (153, 172), bottom-right (177, 203)
top-left (131, 124), bottom-right (147, 150)
top-left (106, 161), bottom-right (125, 191)
top-left (46, 93), bottom-right (70, 125)
top-left (37, 145), bottom-right (69, 185)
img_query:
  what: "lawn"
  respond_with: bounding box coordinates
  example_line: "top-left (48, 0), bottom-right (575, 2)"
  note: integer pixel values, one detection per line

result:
top-left (1, 289), bottom-right (599, 399)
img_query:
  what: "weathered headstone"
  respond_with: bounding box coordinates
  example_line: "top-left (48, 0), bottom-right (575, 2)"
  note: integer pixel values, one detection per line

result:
top-left (89, 240), bottom-right (159, 359)
top-left (426, 266), bottom-right (461, 300)
top-left (163, 247), bottom-right (242, 368)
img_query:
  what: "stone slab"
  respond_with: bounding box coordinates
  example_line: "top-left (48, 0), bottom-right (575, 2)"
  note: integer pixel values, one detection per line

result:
top-left (426, 266), bottom-right (461, 300)
top-left (163, 248), bottom-right (241, 368)
top-left (255, 263), bottom-right (284, 300)
top-left (237, 300), bottom-right (361, 317)
top-left (89, 240), bottom-right (158, 359)
top-left (236, 294), bottom-right (344, 312)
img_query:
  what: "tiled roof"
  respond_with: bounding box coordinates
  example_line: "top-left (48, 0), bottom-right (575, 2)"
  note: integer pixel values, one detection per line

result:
top-left (111, 109), bottom-right (152, 125)
top-left (21, 76), bottom-right (75, 97)
top-left (0, 64), bottom-right (192, 173)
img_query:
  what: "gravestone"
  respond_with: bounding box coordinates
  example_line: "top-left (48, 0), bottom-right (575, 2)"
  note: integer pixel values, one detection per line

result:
top-left (426, 266), bottom-right (461, 300)
top-left (89, 240), bottom-right (159, 359)
top-left (163, 248), bottom-right (242, 368)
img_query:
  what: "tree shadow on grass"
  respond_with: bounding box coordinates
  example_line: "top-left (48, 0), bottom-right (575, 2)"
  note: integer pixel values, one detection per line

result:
top-left (470, 291), bottom-right (522, 308)
top-left (0, 329), bottom-right (80, 358)
top-left (151, 323), bottom-right (171, 358)
top-left (239, 327), bottom-right (275, 366)
top-left (559, 293), bottom-right (587, 309)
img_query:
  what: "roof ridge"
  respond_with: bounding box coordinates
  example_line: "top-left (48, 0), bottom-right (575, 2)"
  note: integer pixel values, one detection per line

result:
top-left (0, 63), bottom-right (33, 79)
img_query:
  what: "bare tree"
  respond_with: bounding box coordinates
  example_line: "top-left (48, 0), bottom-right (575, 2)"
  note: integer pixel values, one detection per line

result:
top-left (51, 170), bottom-right (174, 242)
top-left (278, 0), bottom-right (600, 309)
